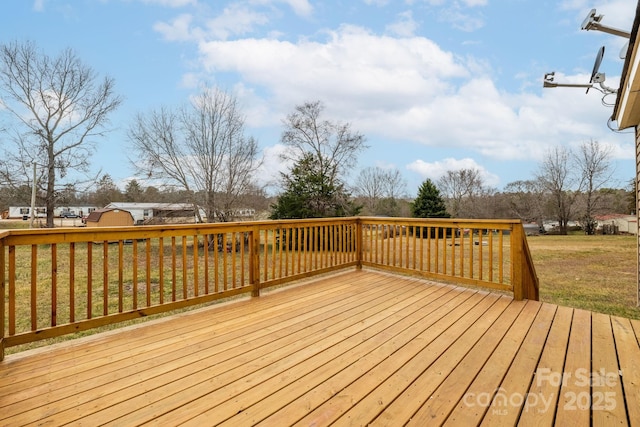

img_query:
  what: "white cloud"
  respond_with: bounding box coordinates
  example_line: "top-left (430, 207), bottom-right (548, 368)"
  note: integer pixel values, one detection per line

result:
top-left (197, 25), bottom-right (468, 110)
top-left (363, 0), bottom-right (390, 6)
top-left (189, 23), bottom-right (625, 168)
top-left (249, 0), bottom-right (314, 17)
top-left (386, 11), bottom-right (419, 37)
top-left (139, 0), bottom-right (197, 7)
top-left (406, 157), bottom-right (500, 186)
top-left (154, 14), bottom-right (201, 41)
top-left (204, 4), bottom-right (269, 40)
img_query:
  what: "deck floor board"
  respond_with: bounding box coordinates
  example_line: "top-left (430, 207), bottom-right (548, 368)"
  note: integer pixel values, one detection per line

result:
top-left (0, 269), bottom-right (637, 426)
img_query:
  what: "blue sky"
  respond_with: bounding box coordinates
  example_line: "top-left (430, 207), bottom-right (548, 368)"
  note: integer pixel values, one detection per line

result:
top-left (1, 0), bottom-right (637, 196)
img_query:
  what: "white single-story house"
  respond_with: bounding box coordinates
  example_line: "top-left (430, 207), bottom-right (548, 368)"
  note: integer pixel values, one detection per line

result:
top-left (6, 206), bottom-right (98, 219)
top-left (103, 202), bottom-right (206, 225)
top-left (595, 214), bottom-right (638, 235)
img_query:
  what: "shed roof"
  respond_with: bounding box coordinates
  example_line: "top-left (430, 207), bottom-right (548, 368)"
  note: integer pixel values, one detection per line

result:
top-left (85, 208), bottom-right (133, 223)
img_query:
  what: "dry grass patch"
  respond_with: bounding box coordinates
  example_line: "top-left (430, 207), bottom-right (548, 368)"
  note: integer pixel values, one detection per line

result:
top-left (527, 234), bottom-right (639, 319)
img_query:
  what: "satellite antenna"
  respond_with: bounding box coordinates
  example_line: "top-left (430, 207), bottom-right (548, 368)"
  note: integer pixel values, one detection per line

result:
top-left (581, 9), bottom-right (631, 38)
top-left (543, 46), bottom-right (617, 94)
top-left (586, 45), bottom-right (605, 93)
top-left (543, 8), bottom-right (628, 96)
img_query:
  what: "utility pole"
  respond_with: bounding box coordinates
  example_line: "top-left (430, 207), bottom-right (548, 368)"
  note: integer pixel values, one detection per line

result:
top-left (30, 162), bottom-right (36, 228)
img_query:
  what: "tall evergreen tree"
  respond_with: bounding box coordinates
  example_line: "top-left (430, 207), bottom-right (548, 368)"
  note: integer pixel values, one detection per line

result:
top-left (411, 179), bottom-right (450, 218)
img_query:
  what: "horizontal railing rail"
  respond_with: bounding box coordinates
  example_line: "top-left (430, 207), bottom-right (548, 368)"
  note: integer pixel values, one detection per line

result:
top-left (0, 217), bottom-right (538, 360)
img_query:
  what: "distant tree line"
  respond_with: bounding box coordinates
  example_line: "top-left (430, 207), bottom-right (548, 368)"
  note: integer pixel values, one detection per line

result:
top-left (0, 40), bottom-right (633, 233)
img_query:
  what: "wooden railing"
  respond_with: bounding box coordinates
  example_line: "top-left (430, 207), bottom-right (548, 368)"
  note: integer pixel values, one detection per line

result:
top-left (0, 217), bottom-right (537, 360)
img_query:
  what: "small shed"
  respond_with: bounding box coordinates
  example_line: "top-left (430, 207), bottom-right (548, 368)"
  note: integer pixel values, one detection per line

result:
top-left (85, 208), bottom-right (134, 228)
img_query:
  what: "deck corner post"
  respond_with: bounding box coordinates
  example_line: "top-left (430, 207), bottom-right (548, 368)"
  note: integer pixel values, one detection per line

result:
top-left (511, 223), bottom-right (525, 301)
top-left (250, 227), bottom-right (261, 297)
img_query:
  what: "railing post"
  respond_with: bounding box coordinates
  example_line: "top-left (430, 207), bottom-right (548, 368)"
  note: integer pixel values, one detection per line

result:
top-left (511, 223), bottom-right (524, 301)
top-left (250, 226), bottom-right (261, 297)
top-left (0, 237), bottom-right (5, 361)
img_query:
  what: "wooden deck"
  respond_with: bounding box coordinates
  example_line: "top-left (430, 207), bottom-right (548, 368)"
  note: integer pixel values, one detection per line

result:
top-left (1, 269), bottom-right (638, 426)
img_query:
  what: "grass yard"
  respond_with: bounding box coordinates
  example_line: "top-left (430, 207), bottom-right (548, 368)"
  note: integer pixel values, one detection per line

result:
top-left (526, 233), bottom-right (640, 319)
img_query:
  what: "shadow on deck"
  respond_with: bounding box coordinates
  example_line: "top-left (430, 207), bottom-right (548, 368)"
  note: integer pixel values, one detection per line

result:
top-left (1, 269), bottom-right (638, 426)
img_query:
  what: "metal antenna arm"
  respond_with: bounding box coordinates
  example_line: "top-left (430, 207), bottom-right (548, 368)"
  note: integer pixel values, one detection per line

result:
top-left (581, 9), bottom-right (631, 38)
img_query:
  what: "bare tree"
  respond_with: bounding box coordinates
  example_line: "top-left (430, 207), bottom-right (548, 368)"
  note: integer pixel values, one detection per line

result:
top-left (504, 179), bottom-right (547, 226)
top-left (437, 168), bottom-right (485, 217)
top-left (280, 100), bottom-right (367, 188)
top-left (128, 86), bottom-right (261, 222)
top-left (575, 139), bottom-right (614, 234)
top-left (536, 146), bottom-right (577, 235)
top-left (0, 40), bottom-right (122, 227)
top-left (354, 166), bottom-right (407, 216)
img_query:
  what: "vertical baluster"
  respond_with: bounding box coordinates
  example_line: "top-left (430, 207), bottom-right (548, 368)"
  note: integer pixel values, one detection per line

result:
top-left (442, 229), bottom-right (447, 276)
top-left (118, 241), bottom-right (124, 312)
top-left (451, 228), bottom-right (456, 276)
top-left (31, 245), bottom-right (37, 330)
top-left (158, 237), bottom-right (164, 303)
top-left (460, 229), bottom-right (465, 278)
top-left (203, 235), bottom-right (208, 295)
top-left (103, 242), bottom-right (108, 316)
top-left (8, 246), bottom-right (15, 335)
top-left (468, 229), bottom-right (474, 279)
top-left (171, 236), bottom-right (177, 301)
top-left (419, 226), bottom-right (424, 271)
top-left (87, 242), bottom-right (93, 319)
top-left (192, 236), bottom-right (198, 297)
top-left (498, 230), bottom-right (504, 284)
top-left (434, 228), bottom-right (439, 274)
top-left (182, 236), bottom-right (188, 298)
top-left (240, 232), bottom-right (245, 286)
top-left (262, 230), bottom-right (268, 282)
top-left (132, 240), bottom-right (138, 309)
top-left (70, 242), bottom-right (75, 322)
top-left (488, 230), bottom-right (494, 282)
top-left (51, 244), bottom-right (57, 327)
top-left (278, 229), bottom-right (284, 279)
top-left (214, 234), bottom-right (220, 293)
top-left (146, 239), bottom-right (152, 306)
top-left (231, 233), bottom-right (237, 288)
top-left (426, 227), bottom-right (431, 271)
top-left (478, 229), bottom-right (484, 280)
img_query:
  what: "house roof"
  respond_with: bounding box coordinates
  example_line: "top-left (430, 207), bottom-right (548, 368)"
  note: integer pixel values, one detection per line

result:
top-left (104, 202), bottom-right (198, 211)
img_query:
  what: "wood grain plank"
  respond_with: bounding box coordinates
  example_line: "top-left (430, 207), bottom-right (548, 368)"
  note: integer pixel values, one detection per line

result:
top-left (476, 302), bottom-right (556, 427)
top-left (590, 312), bottom-right (627, 427)
top-left (611, 316), bottom-right (640, 425)
top-left (376, 296), bottom-right (518, 426)
top-left (405, 299), bottom-right (528, 426)
top-left (442, 300), bottom-right (543, 426)
top-left (92, 277), bottom-right (443, 426)
top-left (206, 286), bottom-right (473, 427)
top-left (554, 308), bottom-right (591, 426)
top-left (518, 305), bottom-right (573, 427)
top-left (329, 292), bottom-right (501, 427)
top-left (16, 275), bottom-right (431, 425)
top-left (0, 273), bottom-right (397, 417)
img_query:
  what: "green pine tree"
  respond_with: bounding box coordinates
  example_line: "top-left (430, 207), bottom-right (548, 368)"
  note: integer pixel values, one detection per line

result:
top-left (411, 179), bottom-right (450, 218)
